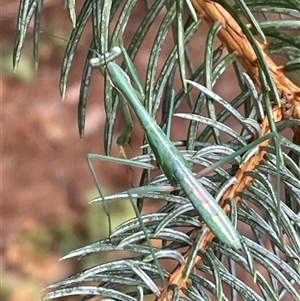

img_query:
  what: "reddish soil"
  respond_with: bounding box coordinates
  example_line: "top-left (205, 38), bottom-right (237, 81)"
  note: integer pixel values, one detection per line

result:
top-left (2, 2), bottom-right (143, 299)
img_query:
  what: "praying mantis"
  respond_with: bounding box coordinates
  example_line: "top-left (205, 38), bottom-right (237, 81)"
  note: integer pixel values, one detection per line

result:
top-left (89, 46), bottom-right (242, 250)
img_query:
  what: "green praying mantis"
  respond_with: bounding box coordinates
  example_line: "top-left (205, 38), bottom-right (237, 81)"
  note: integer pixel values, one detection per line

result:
top-left (89, 46), bottom-right (242, 250)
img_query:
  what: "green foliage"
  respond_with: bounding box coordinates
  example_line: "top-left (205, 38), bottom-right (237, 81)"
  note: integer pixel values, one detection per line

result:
top-left (14, 1), bottom-right (299, 300)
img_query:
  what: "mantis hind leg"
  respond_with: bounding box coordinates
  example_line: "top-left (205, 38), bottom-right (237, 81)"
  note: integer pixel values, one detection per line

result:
top-left (87, 152), bottom-right (157, 235)
top-left (87, 152), bottom-right (169, 294)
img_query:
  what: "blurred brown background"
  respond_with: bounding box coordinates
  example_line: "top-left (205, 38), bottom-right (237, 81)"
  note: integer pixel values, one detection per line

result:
top-left (1, 1), bottom-right (243, 300)
top-left (2, 2), bottom-right (143, 299)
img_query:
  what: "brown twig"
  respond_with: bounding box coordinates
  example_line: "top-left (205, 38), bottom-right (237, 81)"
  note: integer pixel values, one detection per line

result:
top-left (156, 1), bottom-right (300, 299)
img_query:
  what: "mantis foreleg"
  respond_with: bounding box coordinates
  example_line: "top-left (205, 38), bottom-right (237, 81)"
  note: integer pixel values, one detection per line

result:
top-left (90, 46), bottom-right (145, 148)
